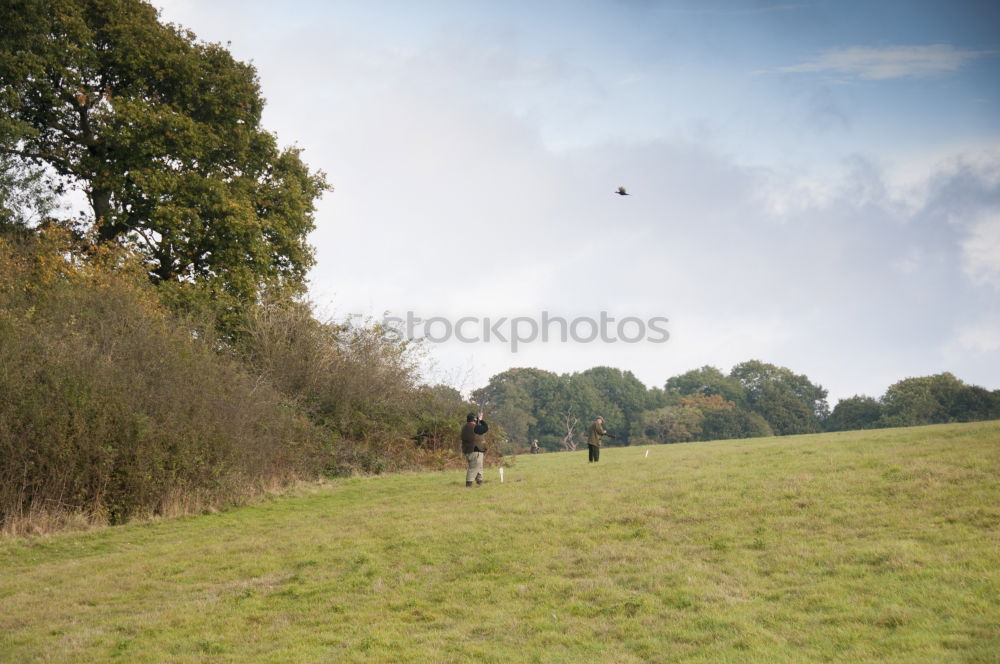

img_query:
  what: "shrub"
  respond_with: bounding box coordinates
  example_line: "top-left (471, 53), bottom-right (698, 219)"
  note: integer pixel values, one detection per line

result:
top-left (0, 232), bottom-right (326, 533)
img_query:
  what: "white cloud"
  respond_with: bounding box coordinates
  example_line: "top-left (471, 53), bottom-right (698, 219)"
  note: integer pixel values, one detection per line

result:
top-left (955, 317), bottom-right (1000, 354)
top-left (891, 246), bottom-right (924, 275)
top-left (779, 44), bottom-right (991, 80)
top-left (961, 212), bottom-right (1000, 289)
top-left (755, 170), bottom-right (836, 217)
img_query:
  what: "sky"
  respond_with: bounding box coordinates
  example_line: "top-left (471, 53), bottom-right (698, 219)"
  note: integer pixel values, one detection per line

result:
top-left (154, 0), bottom-right (1000, 403)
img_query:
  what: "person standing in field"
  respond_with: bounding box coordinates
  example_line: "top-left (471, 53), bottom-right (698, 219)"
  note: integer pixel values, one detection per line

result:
top-left (587, 416), bottom-right (615, 463)
top-left (461, 412), bottom-right (489, 487)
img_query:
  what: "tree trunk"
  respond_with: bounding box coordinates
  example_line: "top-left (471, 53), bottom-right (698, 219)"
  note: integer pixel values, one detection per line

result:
top-left (562, 414), bottom-right (578, 451)
top-left (91, 188), bottom-right (118, 241)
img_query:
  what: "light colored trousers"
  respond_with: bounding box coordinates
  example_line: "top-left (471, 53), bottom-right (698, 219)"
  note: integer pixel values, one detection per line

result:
top-left (465, 451), bottom-right (484, 483)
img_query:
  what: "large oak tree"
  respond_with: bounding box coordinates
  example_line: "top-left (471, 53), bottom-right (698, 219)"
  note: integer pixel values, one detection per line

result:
top-left (0, 0), bottom-right (328, 304)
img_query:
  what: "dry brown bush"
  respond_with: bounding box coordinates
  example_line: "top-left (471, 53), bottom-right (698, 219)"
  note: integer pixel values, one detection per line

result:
top-left (0, 232), bottom-right (325, 533)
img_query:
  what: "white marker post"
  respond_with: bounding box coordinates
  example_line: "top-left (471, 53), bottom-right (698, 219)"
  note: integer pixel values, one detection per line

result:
top-left (645, 450), bottom-right (649, 458)
top-left (499, 467), bottom-right (504, 483)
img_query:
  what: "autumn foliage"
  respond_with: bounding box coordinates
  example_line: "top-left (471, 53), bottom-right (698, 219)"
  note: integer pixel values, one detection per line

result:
top-left (0, 232), bottom-right (472, 534)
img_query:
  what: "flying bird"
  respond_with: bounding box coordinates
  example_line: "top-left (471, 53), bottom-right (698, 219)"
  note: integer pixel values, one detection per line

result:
top-left (615, 186), bottom-right (630, 196)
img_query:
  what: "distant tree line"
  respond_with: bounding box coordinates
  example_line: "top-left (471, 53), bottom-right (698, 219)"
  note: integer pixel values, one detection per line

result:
top-left (474, 363), bottom-right (999, 452)
top-left (827, 373), bottom-right (1000, 431)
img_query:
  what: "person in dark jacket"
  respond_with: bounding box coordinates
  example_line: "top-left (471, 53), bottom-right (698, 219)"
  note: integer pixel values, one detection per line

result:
top-left (586, 416), bottom-right (615, 463)
top-left (460, 412), bottom-right (489, 487)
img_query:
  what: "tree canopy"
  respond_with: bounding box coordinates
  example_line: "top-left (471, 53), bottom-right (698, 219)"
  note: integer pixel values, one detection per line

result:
top-left (473, 367), bottom-right (650, 451)
top-left (666, 365), bottom-right (747, 408)
top-left (472, 362), bottom-right (819, 451)
top-left (878, 373), bottom-right (999, 428)
top-left (826, 395), bottom-right (882, 431)
top-left (0, 0), bottom-right (328, 306)
top-left (729, 360), bottom-right (829, 435)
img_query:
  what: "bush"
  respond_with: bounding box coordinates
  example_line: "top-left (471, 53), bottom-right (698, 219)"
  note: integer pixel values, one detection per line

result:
top-left (0, 232), bottom-right (326, 533)
top-left (237, 302), bottom-right (423, 441)
top-left (236, 303), bottom-right (486, 472)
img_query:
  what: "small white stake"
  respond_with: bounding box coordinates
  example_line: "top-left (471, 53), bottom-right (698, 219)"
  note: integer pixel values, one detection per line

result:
top-left (645, 450), bottom-right (649, 458)
top-left (499, 467), bottom-right (504, 483)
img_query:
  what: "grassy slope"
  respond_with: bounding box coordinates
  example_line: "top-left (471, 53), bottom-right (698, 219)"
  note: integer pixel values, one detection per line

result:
top-left (1, 421), bottom-right (998, 663)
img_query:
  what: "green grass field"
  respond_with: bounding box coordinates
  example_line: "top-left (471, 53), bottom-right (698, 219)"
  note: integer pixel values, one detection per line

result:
top-left (2, 422), bottom-right (998, 663)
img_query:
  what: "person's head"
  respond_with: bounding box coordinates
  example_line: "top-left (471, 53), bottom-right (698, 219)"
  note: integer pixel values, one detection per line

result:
top-left (467, 412), bottom-right (478, 422)
top-left (596, 416), bottom-right (604, 424)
